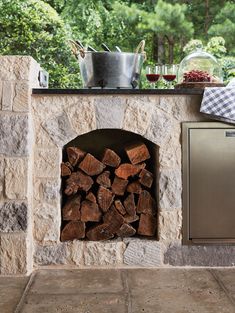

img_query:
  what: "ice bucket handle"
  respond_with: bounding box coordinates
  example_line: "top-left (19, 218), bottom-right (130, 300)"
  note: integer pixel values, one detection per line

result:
top-left (135, 40), bottom-right (147, 61)
top-left (68, 39), bottom-right (85, 59)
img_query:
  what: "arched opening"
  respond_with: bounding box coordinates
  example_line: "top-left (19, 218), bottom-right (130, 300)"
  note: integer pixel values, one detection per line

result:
top-left (61, 129), bottom-right (159, 241)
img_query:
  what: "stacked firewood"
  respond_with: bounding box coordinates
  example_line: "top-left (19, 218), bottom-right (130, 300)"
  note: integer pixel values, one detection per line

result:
top-left (60, 143), bottom-right (157, 241)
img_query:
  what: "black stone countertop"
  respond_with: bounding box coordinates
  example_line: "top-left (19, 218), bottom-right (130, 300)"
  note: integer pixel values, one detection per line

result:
top-left (32, 88), bottom-right (204, 95)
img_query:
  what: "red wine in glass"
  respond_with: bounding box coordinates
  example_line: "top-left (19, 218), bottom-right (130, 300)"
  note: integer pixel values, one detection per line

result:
top-left (146, 65), bottom-right (161, 88)
top-left (162, 74), bottom-right (176, 82)
top-left (162, 64), bottom-right (178, 88)
top-left (146, 74), bottom-right (160, 82)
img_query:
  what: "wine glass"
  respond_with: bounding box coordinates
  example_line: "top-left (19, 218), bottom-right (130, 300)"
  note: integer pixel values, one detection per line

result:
top-left (162, 64), bottom-right (178, 89)
top-left (146, 65), bottom-right (161, 89)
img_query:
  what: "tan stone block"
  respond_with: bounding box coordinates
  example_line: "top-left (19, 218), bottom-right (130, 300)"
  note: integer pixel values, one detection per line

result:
top-left (0, 81), bottom-right (2, 110)
top-left (159, 209), bottom-right (182, 241)
top-left (31, 95), bottom-right (67, 121)
top-left (13, 81), bottom-right (31, 112)
top-left (94, 96), bottom-right (126, 129)
top-left (28, 59), bottom-right (41, 87)
top-left (34, 149), bottom-right (60, 178)
top-left (123, 96), bottom-right (155, 136)
top-left (34, 178), bottom-right (60, 204)
top-left (34, 203), bottom-right (60, 243)
top-left (159, 144), bottom-right (181, 169)
top-left (0, 158), bottom-right (5, 200)
top-left (159, 125), bottom-right (181, 169)
top-left (5, 158), bottom-right (28, 200)
top-left (65, 99), bottom-right (96, 135)
top-left (67, 241), bottom-right (84, 266)
top-left (145, 107), bottom-right (173, 146)
top-left (42, 112), bottom-right (76, 147)
top-left (34, 119), bottom-right (56, 148)
top-left (84, 241), bottom-right (125, 266)
top-left (159, 95), bottom-right (205, 122)
top-left (2, 81), bottom-right (14, 111)
top-left (0, 233), bottom-right (29, 275)
top-left (0, 56), bottom-right (38, 81)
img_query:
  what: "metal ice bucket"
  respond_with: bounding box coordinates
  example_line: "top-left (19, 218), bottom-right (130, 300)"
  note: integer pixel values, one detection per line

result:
top-left (70, 40), bottom-right (146, 88)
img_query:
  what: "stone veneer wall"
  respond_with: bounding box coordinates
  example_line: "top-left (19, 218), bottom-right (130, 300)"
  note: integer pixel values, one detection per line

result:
top-left (0, 56), bottom-right (41, 275)
top-left (0, 56), bottom-right (235, 276)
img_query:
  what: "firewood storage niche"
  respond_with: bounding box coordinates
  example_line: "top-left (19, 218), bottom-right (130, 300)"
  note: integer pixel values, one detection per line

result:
top-left (60, 129), bottom-right (159, 241)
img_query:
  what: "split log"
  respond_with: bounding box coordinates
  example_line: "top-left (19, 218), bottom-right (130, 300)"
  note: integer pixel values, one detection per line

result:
top-left (86, 224), bottom-right (114, 241)
top-left (114, 200), bottom-right (126, 215)
top-left (115, 163), bottom-right (145, 180)
top-left (124, 214), bottom-right (139, 224)
top-left (96, 171), bottom-right (111, 188)
top-left (62, 195), bottom-right (81, 221)
top-left (102, 148), bottom-right (121, 168)
top-left (64, 182), bottom-right (78, 196)
top-left (67, 147), bottom-right (86, 166)
top-left (65, 170), bottom-right (93, 195)
top-left (103, 205), bottom-right (124, 233)
top-left (127, 181), bottom-right (142, 194)
top-left (139, 169), bottom-right (153, 188)
top-left (81, 200), bottom-right (102, 222)
top-left (137, 214), bottom-right (156, 237)
top-left (79, 153), bottom-right (105, 176)
top-left (124, 193), bottom-right (136, 216)
top-left (61, 221), bottom-right (85, 241)
top-left (97, 186), bottom-right (114, 212)
top-left (61, 162), bottom-right (72, 177)
top-left (65, 162), bottom-right (74, 171)
top-left (137, 190), bottom-right (156, 215)
top-left (116, 223), bottom-right (136, 237)
top-left (125, 143), bottom-right (150, 165)
top-left (111, 176), bottom-right (128, 196)
top-left (86, 191), bottom-right (97, 203)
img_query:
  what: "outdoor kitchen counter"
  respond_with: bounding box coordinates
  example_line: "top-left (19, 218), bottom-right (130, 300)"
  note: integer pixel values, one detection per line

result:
top-left (32, 88), bottom-right (204, 95)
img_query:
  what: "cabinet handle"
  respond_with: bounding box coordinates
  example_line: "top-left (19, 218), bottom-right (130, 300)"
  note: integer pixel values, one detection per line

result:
top-left (225, 131), bottom-right (235, 137)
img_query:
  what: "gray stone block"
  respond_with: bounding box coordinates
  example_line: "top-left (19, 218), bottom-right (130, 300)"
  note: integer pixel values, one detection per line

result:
top-left (145, 108), bottom-right (172, 146)
top-left (0, 202), bottom-right (27, 232)
top-left (124, 239), bottom-right (162, 266)
top-left (94, 96), bottom-right (127, 129)
top-left (164, 243), bottom-right (235, 266)
top-left (34, 244), bottom-right (68, 265)
top-left (42, 112), bottom-right (76, 147)
top-left (0, 114), bottom-right (29, 156)
top-left (159, 168), bottom-right (182, 210)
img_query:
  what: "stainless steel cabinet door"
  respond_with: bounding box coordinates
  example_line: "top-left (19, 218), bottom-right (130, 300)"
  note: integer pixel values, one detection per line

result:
top-left (189, 128), bottom-right (235, 239)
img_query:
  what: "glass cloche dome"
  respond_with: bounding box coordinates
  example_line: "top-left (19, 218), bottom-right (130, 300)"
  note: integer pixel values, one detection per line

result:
top-left (178, 49), bottom-right (223, 84)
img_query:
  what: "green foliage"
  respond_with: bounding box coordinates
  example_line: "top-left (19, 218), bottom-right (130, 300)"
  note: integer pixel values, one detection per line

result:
top-left (206, 37), bottom-right (227, 59)
top-left (221, 57), bottom-right (235, 84)
top-left (0, 0), bottom-right (80, 87)
top-left (184, 0), bottom-right (227, 39)
top-left (142, 0), bottom-right (193, 37)
top-left (183, 37), bottom-right (227, 58)
top-left (183, 40), bottom-right (204, 55)
top-left (208, 2), bottom-right (235, 55)
top-left (0, 0), bottom-right (234, 87)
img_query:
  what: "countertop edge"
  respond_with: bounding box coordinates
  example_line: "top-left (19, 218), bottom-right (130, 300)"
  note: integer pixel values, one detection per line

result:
top-left (32, 88), bottom-right (204, 95)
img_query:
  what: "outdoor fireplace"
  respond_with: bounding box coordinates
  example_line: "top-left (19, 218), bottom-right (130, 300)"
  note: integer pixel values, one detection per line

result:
top-left (60, 129), bottom-right (158, 241)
